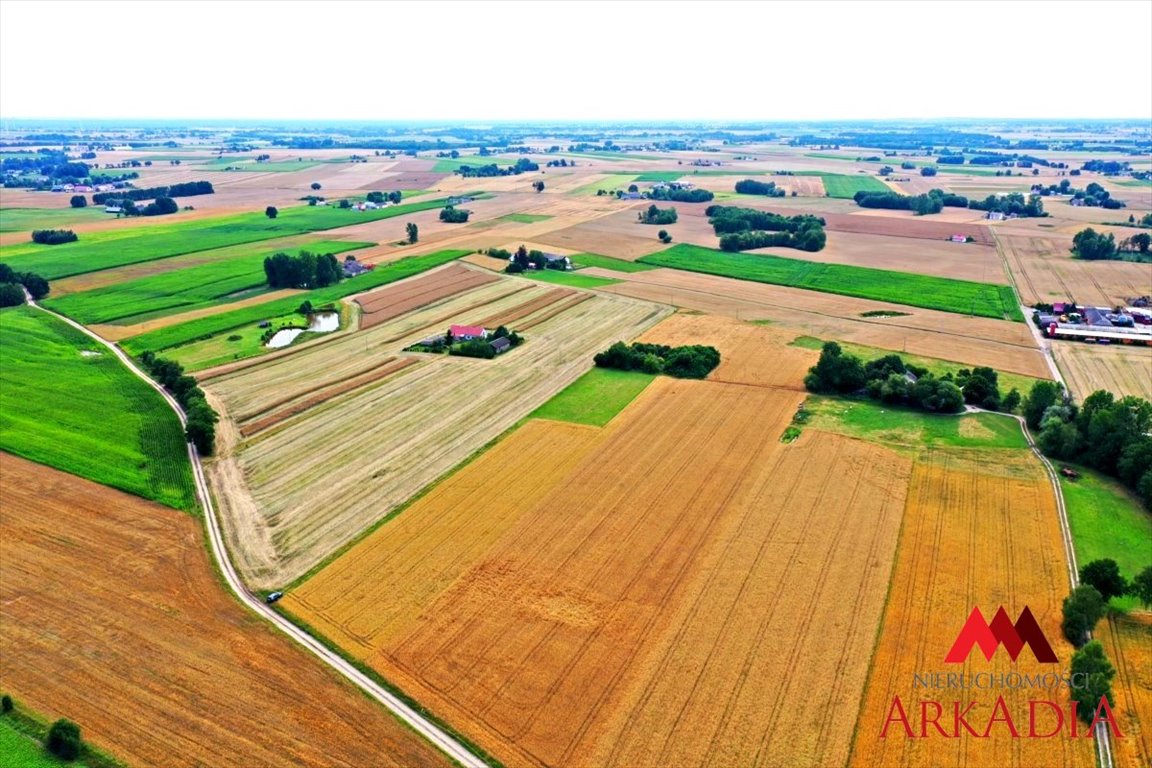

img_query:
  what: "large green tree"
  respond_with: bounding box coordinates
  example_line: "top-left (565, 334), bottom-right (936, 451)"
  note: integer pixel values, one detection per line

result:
top-left (1069, 641), bottom-right (1116, 726)
top-left (1061, 584), bottom-right (1107, 647)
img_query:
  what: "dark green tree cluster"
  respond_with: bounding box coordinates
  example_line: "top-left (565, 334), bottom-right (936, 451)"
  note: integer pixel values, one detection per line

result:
top-left (1025, 382), bottom-right (1152, 508)
top-left (31, 229), bottom-right (78, 245)
top-left (638, 204), bottom-right (678, 225)
top-left (262, 250), bottom-right (342, 289)
top-left (648, 186), bottom-right (714, 202)
top-left (450, 339), bottom-right (496, 359)
top-left (803, 342), bottom-right (967, 414)
top-left (439, 205), bottom-right (470, 223)
top-left (140, 196), bottom-right (179, 217)
top-left (1071, 228), bottom-right (1117, 260)
top-left (69, 194), bottom-right (87, 208)
top-left (406, 222), bottom-right (418, 243)
top-left (968, 192), bottom-right (1046, 217)
top-left (1081, 160), bottom-right (1129, 174)
top-left (853, 189), bottom-right (968, 215)
top-left (503, 244), bottom-right (561, 273)
top-left (138, 352), bottom-right (219, 455)
top-left (457, 157), bottom-right (539, 177)
top-left (1069, 641), bottom-right (1116, 726)
top-left (365, 190), bottom-right (402, 204)
top-left (920, 166), bottom-right (938, 176)
top-left (92, 180), bottom-right (213, 205)
top-left (707, 206), bottom-right (826, 252)
top-left (47, 718), bottom-right (84, 761)
top-left (734, 179), bottom-right (786, 197)
top-left (593, 341), bottom-right (721, 379)
top-left (0, 263), bottom-right (49, 306)
top-left (1119, 232), bottom-right (1151, 255)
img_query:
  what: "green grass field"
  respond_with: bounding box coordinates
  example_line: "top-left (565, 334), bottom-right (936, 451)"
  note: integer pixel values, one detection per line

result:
top-left (806, 396), bottom-right (1028, 452)
top-left (430, 156), bottom-right (514, 172)
top-left (1060, 467), bottom-right (1152, 602)
top-left (0, 719), bottom-right (79, 768)
top-left (936, 166), bottom-right (1014, 177)
top-left (0, 206), bottom-right (108, 233)
top-left (572, 252), bottom-right (657, 273)
top-left (633, 171), bottom-right (686, 183)
top-left (499, 213), bottom-right (553, 223)
top-left (571, 175), bottom-right (637, 196)
top-left (235, 160), bottom-right (320, 172)
top-left (44, 240), bottom-right (372, 325)
top-left (788, 335), bottom-right (1043, 398)
top-left (816, 173), bottom-right (891, 198)
top-left (640, 243), bottom-right (1023, 321)
top-left (523, 271), bottom-right (621, 289)
top-left (0, 307), bottom-right (197, 511)
top-left (2, 197), bottom-right (455, 280)
top-left (528, 367), bottom-right (655, 426)
top-left (122, 249), bottom-right (471, 366)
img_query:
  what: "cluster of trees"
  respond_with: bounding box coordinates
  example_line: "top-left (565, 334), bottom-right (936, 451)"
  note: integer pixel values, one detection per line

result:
top-left (1024, 382), bottom-right (1152, 508)
top-left (1082, 160), bottom-right (1129, 174)
top-left (366, 190), bottom-right (403, 205)
top-left (648, 185), bottom-right (714, 203)
top-left (968, 192), bottom-right (1046, 217)
top-left (734, 178), bottom-right (786, 197)
top-left (439, 205), bottom-right (470, 223)
top-left (47, 718), bottom-right (85, 761)
top-left (707, 206), bottom-right (827, 252)
top-left (262, 250), bottom-right (342, 289)
top-left (852, 189), bottom-right (967, 215)
top-left (638, 204), bottom-right (678, 225)
top-left (803, 342), bottom-right (1022, 415)
top-left (657, 228), bottom-right (672, 244)
top-left (533, 180), bottom-right (545, 192)
top-left (1071, 228), bottom-right (1119, 260)
top-left (0, 263), bottom-right (49, 307)
top-left (70, 194), bottom-right (87, 208)
top-left (594, 341), bottom-right (721, 379)
top-left (498, 244), bottom-right (563, 273)
top-left (138, 352), bottom-right (219, 455)
top-left (31, 229), bottom-right (77, 245)
top-left (140, 197), bottom-right (179, 217)
top-left (406, 222), bottom-right (418, 243)
top-left (920, 166), bottom-right (938, 176)
top-left (456, 158), bottom-right (539, 177)
top-left (449, 326), bottom-right (523, 359)
top-left (545, 158), bottom-right (575, 167)
top-left (91, 180), bottom-right (213, 205)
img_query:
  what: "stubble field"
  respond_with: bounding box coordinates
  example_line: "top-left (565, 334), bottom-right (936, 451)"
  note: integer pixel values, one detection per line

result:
top-left (1054, 341), bottom-right (1152, 401)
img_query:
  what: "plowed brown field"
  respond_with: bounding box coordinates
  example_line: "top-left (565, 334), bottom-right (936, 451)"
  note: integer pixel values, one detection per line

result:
top-left (1099, 612), bottom-right (1152, 768)
top-left (849, 449), bottom-right (1095, 768)
top-left (355, 263), bottom-right (500, 328)
top-left (0, 453), bottom-right (447, 768)
top-left (287, 372), bottom-right (913, 768)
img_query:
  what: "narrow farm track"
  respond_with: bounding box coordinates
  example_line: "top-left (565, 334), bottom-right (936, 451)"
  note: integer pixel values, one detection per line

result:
top-left (21, 291), bottom-right (490, 768)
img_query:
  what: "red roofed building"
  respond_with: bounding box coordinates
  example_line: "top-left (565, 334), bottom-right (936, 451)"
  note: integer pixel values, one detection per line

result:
top-left (449, 324), bottom-right (487, 340)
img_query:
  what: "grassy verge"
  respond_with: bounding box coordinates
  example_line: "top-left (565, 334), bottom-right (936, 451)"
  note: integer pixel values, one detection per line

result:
top-left (0, 696), bottom-right (126, 768)
top-left (44, 240), bottom-right (372, 325)
top-left (640, 243), bottom-right (1022, 321)
top-left (527, 367), bottom-right (655, 426)
top-left (122, 249), bottom-right (471, 361)
top-left (805, 395), bottom-right (1028, 453)
top-left (0, 306), bottom-right (197, 511)
top-left (498, 213), bottom-right (553, 224)
top-left (2, 197), bottom-right (457, 279)
top-left (788, 335), bottom-right (1044, 397)
top-left (571, 252), bottom-right (657, 273)
top-left (523, 271), bottom-right (621, 289)
top-left (1059, 466), bottom-right (1152, 610)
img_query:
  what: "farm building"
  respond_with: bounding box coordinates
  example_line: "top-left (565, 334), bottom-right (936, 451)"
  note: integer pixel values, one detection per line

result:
top-left (544, 253), bottom-right (571, 269)
top-left (490, 337), bottom-right (511, 354)
top-left (986, 211), bottom-right (1007, 221)
top-left (450, 324), bottom-right (487, 341)
top-left (342, 258), bottom-right (369, 278)
top-left (951, 235), bottom-right (967, 243)
top-left (104, 205), bottom-right (123, 214)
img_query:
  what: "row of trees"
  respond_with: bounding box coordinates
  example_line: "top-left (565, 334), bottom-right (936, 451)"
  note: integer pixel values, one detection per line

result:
top-left (31, 229), bottom-right (77, 245)
top-left (138, 352), bottom-right (219, 455)
top-left (707, 206), bottom-right (827, 252)
top-left (734, 179), bottom-right (786, 197)
top-left (366, 190), bottom-right (403, 205)
top-left (647, 186), bottom-right (714, 203)
top-left (262, 250), bottom-right (343, 289)
top-left (1030, 180), bottom-right (1125, 208)
top-left (852, 189), bottom-right (968, 215)
top-left (968, 192), bottom-right (1046, 217)
top-left (439, 205), bottom-right (470, 223)
top-left (0, 263), bottom-right (50, 307)
top-left (495, 244), bottom-right (563, 273)
top-left (638, 204), bottom-right (678, 225)
top-left (456, 158), bottom-right (539, 177)
top-left (1071, 227), bottom-right (1151, 260)
top-left (594, 341), bottom-right (721, 379)
top-left (1024, 381), bottom-right (1152, 508)
top-left (91, 180), bottom-right (213, 205)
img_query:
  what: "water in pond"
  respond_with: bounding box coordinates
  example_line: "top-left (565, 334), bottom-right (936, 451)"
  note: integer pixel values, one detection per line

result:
top-left (265, 312), bottom-right (339, 348)
top-left (266, 328), bottom-right (304, 348)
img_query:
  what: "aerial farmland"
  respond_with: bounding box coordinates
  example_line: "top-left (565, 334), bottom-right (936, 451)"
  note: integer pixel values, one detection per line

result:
top-left (1, 2), bottom-right (1150, 766)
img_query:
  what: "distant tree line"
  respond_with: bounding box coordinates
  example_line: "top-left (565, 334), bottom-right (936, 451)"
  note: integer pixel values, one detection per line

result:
top-left (138, 352), bottom-right (219, 455)
top-left (92, 180), bottom-right (214, 205)
top-left (497, 244), bottom-right (566, 273)
top-left (803, 342), bottom-right (1024, 415)
top-left (594, 341), bottom-right (721, 379)
top-left (706, 206), bottom-right (826, 252)
top-left (263, 250), bottom-right (342, 288)
top-left (734, 179), bottom-right (786, 197)
top-left (0, 263), bottom-right (49, 307)
top-left (366, 190), bottom-right (403, 205)
top-left (852, 188), bottom-right (968, 215)
top-left (439, 205), bottom-right (470, 223)
top-left (968, 192), bottom-right (1046, 217)
top-left (30, 229), bottom-right (77, 245)
top-left (648, 186), bottom-right (714, 202)
top-left (1081, 160), bottom-right (1129, 174)
top-left (638, 204), bottom-right (678, 225)
top-left (456, 158), bottom-right (539, 177)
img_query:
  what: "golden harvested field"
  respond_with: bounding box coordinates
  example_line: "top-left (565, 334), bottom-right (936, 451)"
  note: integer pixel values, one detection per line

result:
top-left (1055, 340), bottom-right (1152, 401)
top-left (849, 449), bottom-right (1095, 768)
top-left (204, 288), bottom-right (669, 587)
top-left (355, 262), bottom-right (500, 328)
top-left (0, 453), bottom-right (448, 768)
top-left (286, 373), bottom-right (912, 768)
top-left (1099, 612), bottom-right (1152, 768)
top-left (595, 267), bottom-right (1053, 379)
top-left (997, 231), bottom-right (1152, 306)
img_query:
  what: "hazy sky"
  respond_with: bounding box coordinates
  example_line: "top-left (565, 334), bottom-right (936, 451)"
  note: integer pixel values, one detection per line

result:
top-left (2, 0), bottom-right (1150, 122)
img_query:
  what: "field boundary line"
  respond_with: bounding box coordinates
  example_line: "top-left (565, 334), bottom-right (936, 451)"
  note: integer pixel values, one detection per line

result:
top-left (21, 289), bottom-right (491, 768)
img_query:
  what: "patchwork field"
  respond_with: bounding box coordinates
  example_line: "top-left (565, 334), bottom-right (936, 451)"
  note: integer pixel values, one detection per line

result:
top-left (998, 230), bottom-right (1152, 307)
top-left (849, 448), bottom-right (1095, 768)
top-left (1054, 340), bottom-right (1152, 401)
top-left (355, 262), bottom-right (501, 329)
top-left (1099, 613), bottom-right (1152, 768)
top-left (285, 374), bottom-right (912, 768)
top-left (0, 306), bottom-right (196, 511)
top-left (204, 287), bottom-right (669, 586)
top-left (0, 453), bottom-right (449, 768)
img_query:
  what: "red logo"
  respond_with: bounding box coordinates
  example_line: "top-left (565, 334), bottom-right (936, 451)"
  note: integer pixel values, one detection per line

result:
top-left (945, 606), bottom-right (1058, 663)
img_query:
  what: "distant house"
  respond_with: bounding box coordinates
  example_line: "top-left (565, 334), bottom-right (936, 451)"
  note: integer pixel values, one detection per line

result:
top-left (450, 324), bottom-right (487, 341)
top-left (619, 191), bottom-right (643, 200)
top-left (447, 196), bottom-right (474, 205)
top-left (343, 258), bottom-right (369, 278)
top-left (951, 235), bottom-right (967, 243)
top-left (103, 205), bottom-right (123, 214)
top-left (359, 201), bottom-right (379, 210)
top-left (543, 253), bottom-right (571, 269)
top-left (489, 337), bottom-right (511, 354)
top-left (72, 185), bottom-right (93, 193)
top-left (986, 211), bottom-right (1006, 221)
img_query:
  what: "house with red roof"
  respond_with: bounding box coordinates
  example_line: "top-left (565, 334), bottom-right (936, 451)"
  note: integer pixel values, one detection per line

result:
top-left (449, 324), bottom-right (487, 341)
